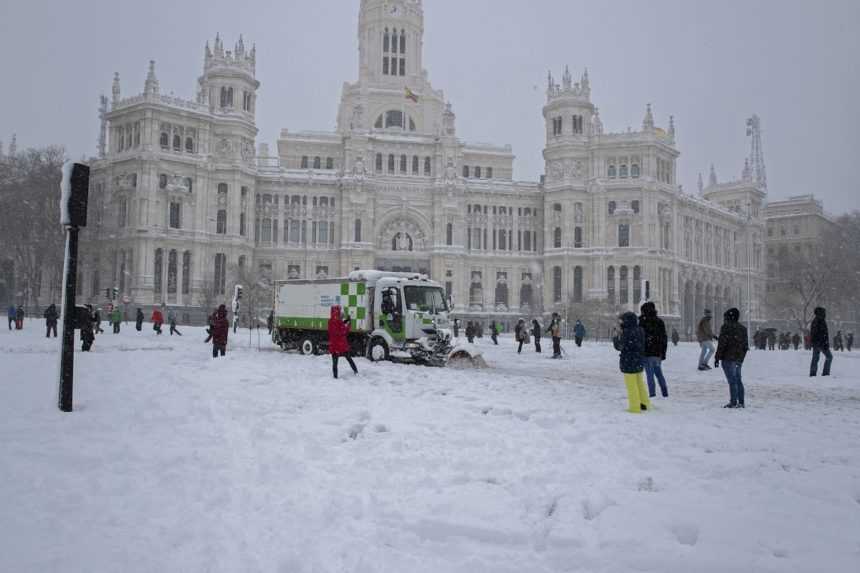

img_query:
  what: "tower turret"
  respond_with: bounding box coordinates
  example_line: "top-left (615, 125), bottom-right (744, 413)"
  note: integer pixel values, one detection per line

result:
top-left (542, 65), bottom-right (595, 146)
top-left (112, 72), bottom-right (121, 105)
top-left (198, 34), bottom-right (260, 119)
top-left (144, 60), bottom-right (159, 96)
top-left (642, 103), bottom-right (654, 131)
top-left (357, 0), bottom-right (424, 84)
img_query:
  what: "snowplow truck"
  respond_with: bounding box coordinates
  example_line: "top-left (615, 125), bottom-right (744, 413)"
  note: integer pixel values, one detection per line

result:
top-left (273, 270), bottom-right (464, 367)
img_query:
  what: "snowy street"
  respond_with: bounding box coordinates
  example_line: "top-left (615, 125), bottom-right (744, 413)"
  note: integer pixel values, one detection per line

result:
top-left (1, 322), bottom-right (859, 573)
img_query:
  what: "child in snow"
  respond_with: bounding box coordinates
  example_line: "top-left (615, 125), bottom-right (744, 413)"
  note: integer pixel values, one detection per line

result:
top-left (714, 307), bottom-right (749, 408)
top-left (151, 307), bottom-right (164, 335)
top-left (210, 305), bottom-right (229, 358)
top-left (328, 305), bottom-right (357, 379)
top-left (613, 312), bottom-right (650, 414)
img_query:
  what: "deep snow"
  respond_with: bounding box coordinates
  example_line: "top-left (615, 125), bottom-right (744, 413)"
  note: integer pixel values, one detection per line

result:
top-left (1, 321), bottom-right (859, 573)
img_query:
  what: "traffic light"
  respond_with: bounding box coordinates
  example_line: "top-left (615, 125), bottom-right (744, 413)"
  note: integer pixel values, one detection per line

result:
top-left (235, 285), bottom-right (243, 301)
top-left (112, 287), bottom-right (119, 300)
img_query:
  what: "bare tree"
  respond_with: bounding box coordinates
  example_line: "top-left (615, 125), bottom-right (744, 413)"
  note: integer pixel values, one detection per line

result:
top-left (565, 298), bottom-right (625, 341)
top-left (0, 146), bottom-right (67, 311)
top-left (230, 263), bottom-right (273, 329)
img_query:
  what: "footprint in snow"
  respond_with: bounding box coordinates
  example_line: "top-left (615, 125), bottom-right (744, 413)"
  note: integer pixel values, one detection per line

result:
top-left (670, 523), bottom-right (699, 546)
top-left (637, 476), bottom-right (658, 492)
top-left (581, 496), bottom-right (615, 521)
top-left (347, 423), bottom-right (365, 440)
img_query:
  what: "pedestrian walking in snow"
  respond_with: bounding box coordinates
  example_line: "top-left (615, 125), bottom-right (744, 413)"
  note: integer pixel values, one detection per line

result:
top-left (490, 320), bottom-right (499, 345)
top-left (80, 305), bottom-right (95, 352)
top-left (168, 309), bottom-right (182, 336)
top-left (466, 321), bottom-right (475, 344)
top-left (15, 305), bottom-right (24, 330)
top-left (574, 320), bottom-right (586, 347)
top-left (834, 331), bottom-right (844, 352)
top-left (151, 307), bottom-right (164, 335)
top-left (767, 330), bottom-right (776, 351)
top-left (210, 305), bottom-right (229, 358)
top-left (7, 305), bottom-right (16, 331)
top-left (515, 319), bottom-right (526, 353)
top-left (43, 304), bottom-right (59, 338)
top-left (792, 332), bottom-right (801, 351)
top-left (847, 333), bottom-right (854, 352)
top-left (613, 312), bottom-right (650, 414)
top-left (531, 319), bottom-right (542, 353)
top-left (111, 307), bottom-right (122, 334)
top-left (267, 310), bottom-right (274, 335)
top-left (671, 328), bottom-right (680, 347)
top-left (639, 302), bottom-right (669, 398)
top-left (328, 305), bottom-right (358, 379)
top-left (453, 318), bottom-right (460, 339)
top-left (696, 309), bottom-right (717, 370)
top-left (810, 307), bottom-right (833, 377)
top-left (547, 313), bottom-right (562, 359)
top-left (135, 308), bottom-right (144, 332)
top-left (714, 308), bottom-right (748, 408)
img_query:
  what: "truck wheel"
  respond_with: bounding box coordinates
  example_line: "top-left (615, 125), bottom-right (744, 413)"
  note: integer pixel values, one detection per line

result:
top-left (299, 337), bottom-right (317, 356)
top-left (368, 338), bottom-right (389, 362)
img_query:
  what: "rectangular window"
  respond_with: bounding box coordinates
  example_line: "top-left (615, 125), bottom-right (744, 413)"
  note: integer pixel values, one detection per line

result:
top-left (383, 57), bottom-right (389, 75)
top-left (169, 202), bottom-right (181, 229)
top-left (214, 253), bottom-right (226, 295)
top-left (182, 252), bottom-right (191, 295)
top-left (217, 210), bottom-right (227, 234)
top-left (618, 224), bottom-right (630, 247)
top-left (487, 167), bottom-right (493, 179)
top-left (154, 249), bottom-right (163, 295)
top-left (553, 267), bottom-right (562, 303)
top-left (118, 198), bottom-right (127, 228)
top-left (399, 58), bottom-right (405, 76)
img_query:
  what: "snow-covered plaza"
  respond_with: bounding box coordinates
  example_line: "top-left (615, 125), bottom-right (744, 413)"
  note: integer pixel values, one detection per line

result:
top-left (1, 322), bottom-right (859, 573)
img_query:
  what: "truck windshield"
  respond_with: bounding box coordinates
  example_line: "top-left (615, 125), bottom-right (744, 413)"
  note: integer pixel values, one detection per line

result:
top-left (404, 286), bottom-right (448, 313)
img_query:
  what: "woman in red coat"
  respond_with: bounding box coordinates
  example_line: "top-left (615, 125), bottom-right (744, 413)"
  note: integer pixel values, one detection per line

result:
top-left (210, 304), bottom-right (229, 358)
top-left (151, 307), bottom-right (164, 335)
top-left (328, 305), bottom-right (357, 379)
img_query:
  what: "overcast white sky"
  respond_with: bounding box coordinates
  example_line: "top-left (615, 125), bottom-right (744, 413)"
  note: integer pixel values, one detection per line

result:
top-left (2, 0), bottom-right (858, 212)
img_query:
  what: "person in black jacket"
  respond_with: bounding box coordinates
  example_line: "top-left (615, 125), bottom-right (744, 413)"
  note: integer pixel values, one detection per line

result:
top-left (714, 307), bottom-right (749, 408)
top-left (80, 305), bottom-right (96, 352)
top-left (531, 319), bottom-right (542, 354)
top-left (809, 307), bottom-right (832, 376)
top-left (43, 304), bottom-right (59, 338)
top-left (639, 302), bottom-right (669, 398)
top-left (613, 312), bottom-right (650, 414)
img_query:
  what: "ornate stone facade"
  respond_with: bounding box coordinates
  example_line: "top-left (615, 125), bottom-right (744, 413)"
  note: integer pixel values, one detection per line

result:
top-left (80, 0), bottom-right (766, 330)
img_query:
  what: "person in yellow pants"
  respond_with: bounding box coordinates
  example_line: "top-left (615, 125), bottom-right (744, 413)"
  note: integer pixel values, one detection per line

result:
top-left (613, 312), bottom-right (651, 413)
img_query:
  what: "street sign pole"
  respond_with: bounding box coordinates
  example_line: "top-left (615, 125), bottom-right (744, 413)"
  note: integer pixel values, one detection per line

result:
top-left (58, 226), bottom-right (79, 412)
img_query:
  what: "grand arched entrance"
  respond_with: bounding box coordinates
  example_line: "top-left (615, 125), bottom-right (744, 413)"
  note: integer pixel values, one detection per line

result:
top-left (374, 215), bottom-right (431, 276)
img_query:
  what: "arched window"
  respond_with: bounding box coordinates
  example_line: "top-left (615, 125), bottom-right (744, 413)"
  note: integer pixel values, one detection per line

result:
top-left (374, 115), bottom-right (383, 129)
top-left (475, 166), bottom-right (482, 179)
top-left (240, 213), bottom-right (246, 237)
top-left (160, 132), bottom-right (169, 149)
top-left (463, 165), bottom-right (470, 178)
top-left (383, 28), bottom-right (390, 53)
top-left (446, 223), bottom-right (453, 246)
top-left (216, 210), bottom-right (227, 234)
top-left (185, 137), bottom-right (194, 153)
top-left (607, 266), bottom-right (615, 304)
top-left (376, 153), bottom-right (383, 172)
top-left (220, 87), bottom-right (227, 108)
top-left (400, 154), bottom-right (407, 173)
top-left (632, 200), bottom-right (640, 214)
top-left (631, 164), bottom-right (640, 178)
top-left (619, 266), bottom-right (629, 304)
top-left (620, 164), bottom-right (629, 178)
top-left (167, 250), bottom-right (178, 295)
top-left (412, 156), bottom-right (419, 174)
top-left (227, 87), bottom-right (234, 107)
top-left (385, 110), bottom-right (404, 128)
top-left (218, 183), bottom-right (228, 195)
top-left (400, 30), bottom-right (406, 54)
top-left (214, 253), bottom-right (226, 295)
top-left (553, 266), bottom-right (562, 303)
top-left (354, 219), bottom-right (362, 242)
top-left (608, 165), bottom-right (617, 178)
top-left (388, 154), bottom-right (395, 173)
top-left (182, 251), bottom-right (191, 295)
top-left (633, 266), bottom-right (642, 304)
top-left (313, 156), bottom-right (321, 169)
top-left (326, 157), bottom-right (334, 170)
top-left (608, 201), bottom-right (616, 215)
top-left (553, 227), bottom-right (562, 248)
top-left (574, 267), bottom-right (584, 302)
top-left (553, 203), bottom-right (562, 213)
top-left (159, 174), bottom-right (168, 189)
top-left (574, 226), bottom-right (583, 248)
top-left (424, 157), bottom-right (431, 176)
top-left (391, 28), bottom-right (398, 53)
top-left (154, 249), bottom-right (163, 295)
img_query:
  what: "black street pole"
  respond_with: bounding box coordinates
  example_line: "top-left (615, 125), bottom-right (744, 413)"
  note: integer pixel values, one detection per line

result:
top-left (58, 226), bottom-right (79, 412)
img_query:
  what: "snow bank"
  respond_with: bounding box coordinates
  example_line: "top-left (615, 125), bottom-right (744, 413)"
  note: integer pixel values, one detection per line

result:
top-left (59, 160), bottom-right (74, 226)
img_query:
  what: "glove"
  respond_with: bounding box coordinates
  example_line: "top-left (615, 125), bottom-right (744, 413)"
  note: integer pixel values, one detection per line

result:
top-left (714, 360), bottom-right (720, 368)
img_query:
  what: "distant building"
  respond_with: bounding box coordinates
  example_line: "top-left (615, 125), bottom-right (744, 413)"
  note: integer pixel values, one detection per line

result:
top-left (78, 0), bottom-right (767, 331)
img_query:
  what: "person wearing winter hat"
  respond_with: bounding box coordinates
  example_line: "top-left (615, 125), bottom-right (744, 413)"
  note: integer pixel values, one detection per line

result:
top-left (696, 309), bottom-right (717, 371)
top-left (714, 308), bottom-right (749, 408)
top-left (328, 305), bottom-right (358, 379)
top-left (639, 302), bottom-right (669, 398)
top-left (613, 312), bottom-right (651, 414)
top-left (809, 307), bottom-right (832, 376)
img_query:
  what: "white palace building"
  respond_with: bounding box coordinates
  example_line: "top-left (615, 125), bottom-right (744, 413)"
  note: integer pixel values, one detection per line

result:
top-left (80, 0), bottom-right (767, 334)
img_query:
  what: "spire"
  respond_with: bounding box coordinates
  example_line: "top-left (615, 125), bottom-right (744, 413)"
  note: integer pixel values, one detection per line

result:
top-left (214, 33), bottom-right (224, 56)
top-left (580, 68), bottom-right (590, 98)
top-left (205, 40), bottom-right (212, 62)
top-left (112, 72), bottom-right (121, 104)
top-left (144, 60), bottom-right (159, 95)
top-left (642, 103), bottom-right (654, 131)
top-left (709, 164), bottom-right (718, 187)
top-left (236, 34), bottom-right (245, 56)
top-left (668, 115), bottom-right (675, 138)
top-left (697, 172), bottom-right (704, 194)
top-left (547, 70), bottom-right (554, 91)
top-left (562, 65), bottom-right (572, 89)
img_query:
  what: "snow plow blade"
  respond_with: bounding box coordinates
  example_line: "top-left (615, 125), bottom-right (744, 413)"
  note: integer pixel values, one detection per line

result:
top-left (446, 347), bottom-right (488, 369)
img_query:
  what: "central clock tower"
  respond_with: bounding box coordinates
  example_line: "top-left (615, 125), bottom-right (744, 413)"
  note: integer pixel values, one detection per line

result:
top-left (357, 0), bottom-right (424, 84)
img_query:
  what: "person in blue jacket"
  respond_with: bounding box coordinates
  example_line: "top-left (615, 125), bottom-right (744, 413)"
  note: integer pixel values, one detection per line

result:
top-left (574, 320), bottom-right (586, 347)
top-left (613, 312), bottom-right (651, 414)
top-left (7, 305), bottom-right (15, 331)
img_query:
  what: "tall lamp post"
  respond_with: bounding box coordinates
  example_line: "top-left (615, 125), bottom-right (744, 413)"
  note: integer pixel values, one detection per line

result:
top-left (746, 201), bottom-right (754, 336)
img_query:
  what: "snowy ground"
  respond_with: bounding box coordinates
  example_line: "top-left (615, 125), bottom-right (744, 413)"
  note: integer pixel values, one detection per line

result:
top-left (1, 321), bottom-right (859, 573)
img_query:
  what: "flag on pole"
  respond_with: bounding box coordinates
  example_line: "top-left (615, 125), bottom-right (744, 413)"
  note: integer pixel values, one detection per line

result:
top-left (405, 87), bottom-right (419, 103)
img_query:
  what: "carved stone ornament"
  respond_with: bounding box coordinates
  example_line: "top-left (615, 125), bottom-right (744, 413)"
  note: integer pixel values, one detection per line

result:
top-left (215, 138), bottom-right (232, 158)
